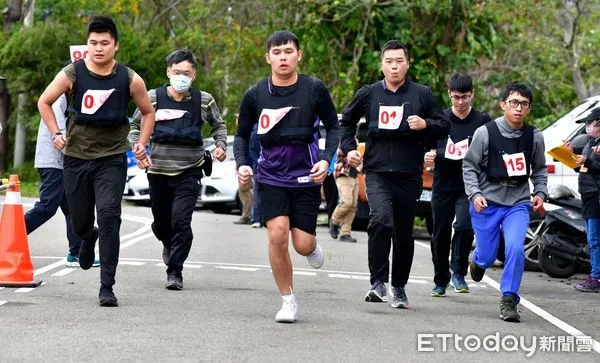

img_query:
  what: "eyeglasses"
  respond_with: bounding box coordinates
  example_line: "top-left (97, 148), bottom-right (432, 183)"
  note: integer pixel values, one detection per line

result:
top-left (450, 94), bottom-right (472, 102)
top-left (506, 99), bottom-right (531, 110)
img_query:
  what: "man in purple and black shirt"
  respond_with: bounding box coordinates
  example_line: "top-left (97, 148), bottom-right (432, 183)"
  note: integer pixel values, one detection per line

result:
top-left (234, 30), bottom-right (340, 323)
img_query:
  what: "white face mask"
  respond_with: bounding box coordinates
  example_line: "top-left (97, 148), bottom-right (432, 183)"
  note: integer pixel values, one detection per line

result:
top-left (169, 74), bottom-right (192, 93)
top-left (585, 121), bottom-right (600, 138)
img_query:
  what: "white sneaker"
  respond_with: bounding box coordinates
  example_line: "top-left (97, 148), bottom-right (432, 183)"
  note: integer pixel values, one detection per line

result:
top-left (307, 243), bottom-right (324, 269)
top-left (275, 294), bottom-right (298, 323)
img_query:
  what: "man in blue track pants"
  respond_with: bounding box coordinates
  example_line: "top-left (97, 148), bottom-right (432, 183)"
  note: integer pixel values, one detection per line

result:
top-left (462, 83), bottom-right (547, 323)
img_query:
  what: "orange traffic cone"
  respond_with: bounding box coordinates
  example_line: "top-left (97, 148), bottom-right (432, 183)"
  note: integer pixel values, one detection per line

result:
top-left (0, 175), bottom-right (42, 287)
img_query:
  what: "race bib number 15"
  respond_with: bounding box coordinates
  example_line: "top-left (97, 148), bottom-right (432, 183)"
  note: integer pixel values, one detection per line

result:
top-left (378, 105), bottom-right (404, 130)
top-left (81, 89), bottom-right (116, 115)
top-left (444, 138), bottom-right (469, 160)
top-left (502, 152), bottom-right (527, 177)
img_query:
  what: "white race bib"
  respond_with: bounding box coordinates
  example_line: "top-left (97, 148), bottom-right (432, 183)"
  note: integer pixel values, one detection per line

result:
top-left (257, 107), bottom-right (293, 134)
top-left (502, 152), bottom-right (527, 177)
top-left (69, 45), bottom-right (88, 62)
top-left (378, 105), bottom-right (404, 130)
top-left (81, 89), bottom-right (116, 115)
top-left (155, 109), bottom-right (188, 122)
top-left (444, 137), bottom-right (469, 160)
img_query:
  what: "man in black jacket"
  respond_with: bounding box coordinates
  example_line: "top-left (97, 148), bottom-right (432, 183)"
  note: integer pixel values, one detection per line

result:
top-left (340, 40), bottom-right (450, 309)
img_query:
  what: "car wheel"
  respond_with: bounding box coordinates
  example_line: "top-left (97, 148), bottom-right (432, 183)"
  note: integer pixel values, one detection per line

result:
top-left (538, 244), bottom-right (578, 278)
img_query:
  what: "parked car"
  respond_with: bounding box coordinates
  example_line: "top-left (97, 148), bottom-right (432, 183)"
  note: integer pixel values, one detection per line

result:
top-left (543, 95), bottom-right (600, 195)
top-left (123, 138), bottom-right (218, 204)
top-left (123, 147), bottom-right (151, 202)
top-left (196, 136), bottom-right (240, 213)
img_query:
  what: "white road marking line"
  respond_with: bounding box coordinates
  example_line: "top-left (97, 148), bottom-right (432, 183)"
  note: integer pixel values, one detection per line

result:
top-left (184, 264), bottom-right (203, 269)
top-left (118, 261), bottom-right (146, 266)
top-left (15, 287), bottom-right (36, 293)
top-left (51, 268), bottom-right (76, 277)
top-left (328, 273), bottom-right (369, 280)
top-left (294, 271), bottom-right (317, 276)
top-left (34, 259), bottom-right (67, 276)
top-left (0, 301), bottom-right (7, 306)
top-left (407, 279), bottom-right (429, 285)
top-left (414, 240), bottom-right (600, 354)
top-left (155, 263), bottom-right (165, 267)
top-left (215, 266), bottom-right (260, 272)
top-left (120, 232), bottom-right (155, 249)
top-left (29, 216), bottom-right (153, 281)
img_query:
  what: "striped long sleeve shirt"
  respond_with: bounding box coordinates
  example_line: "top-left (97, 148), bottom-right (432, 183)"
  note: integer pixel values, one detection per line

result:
top-left (128, 87), bottom-right (228, 176)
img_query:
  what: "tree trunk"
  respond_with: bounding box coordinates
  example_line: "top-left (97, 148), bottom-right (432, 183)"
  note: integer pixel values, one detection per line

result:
top-left (0, 78), bottom-right (9, 172)
top-left (12, 0), bottom-right (35, 168)
top-left (2, 0), bottom-right (23, 32)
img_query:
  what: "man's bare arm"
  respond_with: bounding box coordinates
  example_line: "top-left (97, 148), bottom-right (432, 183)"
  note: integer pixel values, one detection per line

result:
top-left (130, 73), bottom-right (155, 146)
top-left (38, 71), bottom-right (72, 134)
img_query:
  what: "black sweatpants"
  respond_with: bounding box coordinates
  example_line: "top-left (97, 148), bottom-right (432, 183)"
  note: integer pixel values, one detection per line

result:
top-left (366, 172), bottom-right (422, 287)
top-left (430, 190), bottom-right (474, 286)
top-left (148, 167), bottom-right (202, 276)
top-left (323, 173), bottom-right (339, 221)
top-left (63, 153), bottom-right (127, 287)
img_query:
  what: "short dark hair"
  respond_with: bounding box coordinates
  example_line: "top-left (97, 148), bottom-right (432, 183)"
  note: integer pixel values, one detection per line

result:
top-left (87, 15), bottom-right (118, 42)
top-left (381, 40), bottom-right (409, 60)
top-left (165, 48), bottom-right (197, 69)
top-left (266, 30), bottom-right (300, 52)
top-left (502, 82), bottom-right (533, 104)
top-left (448, 73), bottom-right (473, 93)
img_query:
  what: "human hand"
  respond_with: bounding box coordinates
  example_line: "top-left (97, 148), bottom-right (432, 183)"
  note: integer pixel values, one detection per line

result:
top-left (473, 196), bottom-right (488, 213)
top-left (407, 115), bottom-right (426, 130)
top-left (309, 160), bottom-right (329, 184)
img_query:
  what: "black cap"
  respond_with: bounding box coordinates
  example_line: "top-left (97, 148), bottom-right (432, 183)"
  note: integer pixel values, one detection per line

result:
top-left (576, 107), bottom-right (600, 123)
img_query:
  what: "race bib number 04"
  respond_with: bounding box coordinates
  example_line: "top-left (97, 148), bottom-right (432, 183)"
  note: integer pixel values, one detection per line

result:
top-left (502, 152), bottom-right (527, 177)
top-left (444, 138), bottom-right (469, 160)
top-left (81, 89), bottom-right (116, 115)
top-left (69, 45), bottom-right (88, 62)
top-left (378, 105), bottom-right (404, 130)
top-left (257, 107), bottom-right (294, 135)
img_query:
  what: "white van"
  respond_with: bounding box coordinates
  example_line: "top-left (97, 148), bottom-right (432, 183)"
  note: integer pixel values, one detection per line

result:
top-left (542, 95), bottom-right (600, 196)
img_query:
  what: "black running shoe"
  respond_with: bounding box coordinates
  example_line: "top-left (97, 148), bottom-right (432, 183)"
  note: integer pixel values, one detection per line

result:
top-left (99, 285), bottom-right (118, 307)
top-left (166, 273), bottom-right (183, 291)
top-left (499, 295), bottom-right (520, 323)
top-left (365, 280), bottom-right (387, 303)
top-left (390, 286), bottom-right (409, 309)
top-left (469, 259), bottom-right (485, 282)
top-left (78, 227), bottom-right (99, 270)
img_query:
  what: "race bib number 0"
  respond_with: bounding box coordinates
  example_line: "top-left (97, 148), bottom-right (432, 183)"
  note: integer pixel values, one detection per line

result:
top-left (69, 45), bottom-right (88, 62)
top-left (257, 107), bottom-right (294, 135)
top-left (444, 138), bottom-right (469, 160)
top-left (502, 152), bottom-right (527, 177)
top-left (81, 89), bottom-right (116, 115)
top-left (378, 105), bottom-right (404, 130)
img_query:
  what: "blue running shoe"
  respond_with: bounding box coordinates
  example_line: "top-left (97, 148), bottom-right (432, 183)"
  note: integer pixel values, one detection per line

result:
top-left (451, 274), bottom-right (469, 293)
top-left (430, 284), bottom-right (447, 297)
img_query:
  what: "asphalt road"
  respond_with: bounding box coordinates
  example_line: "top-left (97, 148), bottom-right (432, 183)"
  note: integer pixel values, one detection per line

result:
top-left (1, 199), bottom-right (599, 362)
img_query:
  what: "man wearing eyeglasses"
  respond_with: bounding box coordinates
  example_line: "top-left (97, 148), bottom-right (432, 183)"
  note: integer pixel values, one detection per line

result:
top-left (424, 73), bottom-right (491, 298)
top-left (462, 83), bottom-right (547, 323)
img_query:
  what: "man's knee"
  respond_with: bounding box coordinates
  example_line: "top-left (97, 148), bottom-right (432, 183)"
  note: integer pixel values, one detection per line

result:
top-left (267, 219), bottom-right (289, 248)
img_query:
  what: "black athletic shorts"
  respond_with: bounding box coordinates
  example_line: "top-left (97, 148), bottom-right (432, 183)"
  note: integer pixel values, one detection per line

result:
top-left (258, 182), bottom-right (321, 235)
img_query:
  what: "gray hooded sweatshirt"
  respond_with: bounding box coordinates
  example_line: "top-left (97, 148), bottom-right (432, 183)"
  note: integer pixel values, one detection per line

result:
top-left (462, 116), bottom-right (548, 206)
top-left (34, 95), bottom-right (67, 169)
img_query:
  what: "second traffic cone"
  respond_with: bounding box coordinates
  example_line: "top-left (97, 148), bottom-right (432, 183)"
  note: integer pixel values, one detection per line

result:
top-left (0, 175), bottom-right (42, 287)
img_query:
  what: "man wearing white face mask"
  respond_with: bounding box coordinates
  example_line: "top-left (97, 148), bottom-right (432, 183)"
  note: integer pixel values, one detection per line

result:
top-left (129, 48), bottom-right (227, 290)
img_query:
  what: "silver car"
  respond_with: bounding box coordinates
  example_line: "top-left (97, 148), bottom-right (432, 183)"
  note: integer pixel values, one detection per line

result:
top-left (196, 136), bottom-right (240, 213)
